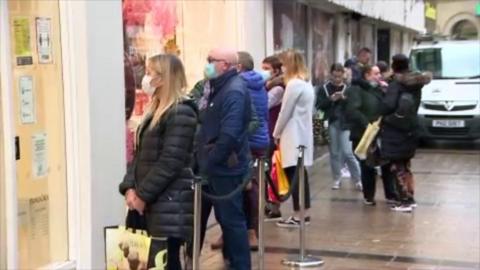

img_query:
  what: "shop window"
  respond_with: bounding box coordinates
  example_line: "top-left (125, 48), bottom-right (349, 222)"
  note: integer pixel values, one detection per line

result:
top-left (311, 9), bottom-right (334, 85)
top-left (122, 0), bottom-right (179, 165)
top-left (273, 1), bottom-right (308, 58)
top-left (451, 20), bottom-right (478, 40)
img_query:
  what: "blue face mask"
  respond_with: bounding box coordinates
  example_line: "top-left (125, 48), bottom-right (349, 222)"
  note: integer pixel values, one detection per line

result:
top-left (204, 63), bottom-right (218, 79)
top-left (259, 70), bottom-right (272, 81)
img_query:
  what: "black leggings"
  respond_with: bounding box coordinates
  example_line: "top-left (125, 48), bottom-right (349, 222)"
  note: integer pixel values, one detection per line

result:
top-left (166, 237), bottom-right (183, 270)
top-left (284, 166), bottom-right (311, 211)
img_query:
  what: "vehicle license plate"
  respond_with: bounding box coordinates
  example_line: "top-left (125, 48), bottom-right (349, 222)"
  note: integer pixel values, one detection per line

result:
top-left (432, 119), bottom-right (465, 128)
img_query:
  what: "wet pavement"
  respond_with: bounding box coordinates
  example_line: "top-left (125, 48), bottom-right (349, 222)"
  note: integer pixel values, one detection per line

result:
top-left (200, 142), bottom-right (480, 269)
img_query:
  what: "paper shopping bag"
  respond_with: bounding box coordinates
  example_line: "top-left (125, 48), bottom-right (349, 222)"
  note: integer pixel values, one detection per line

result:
top-left (105, 226), bottom-right (151, 270)
top-left (355, 117), bottom-right (382, 160)
top-left (105, 210), bottom-right (169, 270)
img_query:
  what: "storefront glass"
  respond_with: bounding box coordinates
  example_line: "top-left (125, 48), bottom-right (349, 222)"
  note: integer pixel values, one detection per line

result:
top-left (122, 0), bottom-right (179, 164)
top-left (273, 1), bottom-right (308, 57)
top-left (311, 9), bottom-right (335, 85)
top-left (8, 0), bottom-right (68, 268)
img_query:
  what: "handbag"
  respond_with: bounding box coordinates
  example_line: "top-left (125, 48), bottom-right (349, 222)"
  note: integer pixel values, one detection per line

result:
top-left (105, 210), bottom-right (168, 270)
top-left (354, 117), bottom-right (382, 160)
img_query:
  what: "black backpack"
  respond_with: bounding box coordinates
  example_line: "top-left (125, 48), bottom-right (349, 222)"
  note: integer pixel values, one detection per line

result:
top-left (384, 91), bottom-right (418, 132)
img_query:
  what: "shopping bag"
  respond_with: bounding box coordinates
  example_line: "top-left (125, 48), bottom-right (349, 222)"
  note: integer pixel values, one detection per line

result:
top-left (105, 226), bottom-right (151, 270)
top-left (354, 117), bottom-right (382, 160)
top-left (267, 163), bottom-right (280, 203)
top-left (272, 149), bottom-right (289, 195)
top-left (105, 210), bottom-right (169, 270)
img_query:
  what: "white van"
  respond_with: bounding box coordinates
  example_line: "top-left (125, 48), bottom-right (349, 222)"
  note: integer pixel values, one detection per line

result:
top-left (410, 40), bottom-right (480, 140)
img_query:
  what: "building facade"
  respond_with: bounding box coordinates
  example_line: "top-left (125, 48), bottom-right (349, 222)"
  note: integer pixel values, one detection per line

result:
top-left (425, 0), bottom-right (480, 40)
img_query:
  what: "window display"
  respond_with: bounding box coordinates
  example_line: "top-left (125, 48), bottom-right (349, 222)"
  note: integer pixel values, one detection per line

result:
top-left (273, 1), bottom-right (308, 57)
top-left (311, 10), bottom-right (335, 85)
top-left (122, 0), bottom-right (179, 164)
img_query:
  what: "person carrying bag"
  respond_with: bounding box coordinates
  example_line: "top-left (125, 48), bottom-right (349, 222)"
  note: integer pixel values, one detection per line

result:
top-left (118, 54), bottom-right (198, 270)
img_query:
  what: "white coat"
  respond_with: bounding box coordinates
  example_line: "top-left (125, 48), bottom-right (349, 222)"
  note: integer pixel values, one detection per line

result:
top-left (273, 78), bottom-right (315, 168)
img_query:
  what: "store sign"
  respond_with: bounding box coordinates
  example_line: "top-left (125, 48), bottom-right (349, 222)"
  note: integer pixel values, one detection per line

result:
top-left (425, 2), bottom-right (437, 20)
top-left (476, 2), bottom-right (480, 16)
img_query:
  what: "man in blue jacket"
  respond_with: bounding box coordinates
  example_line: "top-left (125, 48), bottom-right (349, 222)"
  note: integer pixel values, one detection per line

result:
top-left (196, 47), bottom-right (252, 270)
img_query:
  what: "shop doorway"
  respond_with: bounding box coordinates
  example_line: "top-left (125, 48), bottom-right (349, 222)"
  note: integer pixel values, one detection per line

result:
top-left (2, 0), bottom-right (69, 268)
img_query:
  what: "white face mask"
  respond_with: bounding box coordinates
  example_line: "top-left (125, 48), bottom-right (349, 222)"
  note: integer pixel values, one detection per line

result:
top-left (141, 75), bottom-right (156, 96)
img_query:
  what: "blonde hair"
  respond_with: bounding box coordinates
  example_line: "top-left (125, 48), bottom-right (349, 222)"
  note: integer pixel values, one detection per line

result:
top-left (280, 49), bottom-right (309, 83)
top-left (147, 54), bottom-right (188, 129)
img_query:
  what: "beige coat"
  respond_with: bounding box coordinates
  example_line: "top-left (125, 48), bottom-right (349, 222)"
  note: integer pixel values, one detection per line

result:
top-left (273, 78), bottom-right (315, 168)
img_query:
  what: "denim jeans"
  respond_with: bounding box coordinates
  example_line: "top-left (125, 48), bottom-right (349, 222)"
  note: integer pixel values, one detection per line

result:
top-left (328, 121), bottom-right (361, 183)
top-left (208, 175), bottom-right (251, 270)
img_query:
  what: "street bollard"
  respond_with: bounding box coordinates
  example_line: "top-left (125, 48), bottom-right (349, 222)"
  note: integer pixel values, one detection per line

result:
top-left (282, 145), bottom-right (324, 268)
top-left (192, 178), bottom-right (202, 270)
top-left (257, 157), bottom-right (266, 270)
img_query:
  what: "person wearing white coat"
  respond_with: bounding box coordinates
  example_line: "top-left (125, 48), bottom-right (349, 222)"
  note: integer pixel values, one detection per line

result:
top-left (273, 49), bottom-right (315, 228)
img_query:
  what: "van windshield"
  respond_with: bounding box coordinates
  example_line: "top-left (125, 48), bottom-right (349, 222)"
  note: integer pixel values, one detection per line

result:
top-left (410, 45), bottom-right (480, 79)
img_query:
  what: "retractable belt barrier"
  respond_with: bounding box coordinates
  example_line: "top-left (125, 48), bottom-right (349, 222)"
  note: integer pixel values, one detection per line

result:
top-left (281, 146), bottom-right (324, 268)
top-left (192, 146), bottom-right (325, 269)
top-left (191, 160), bottom-right (255, 270)
top-left (257, 157), bottom-right (266, 270)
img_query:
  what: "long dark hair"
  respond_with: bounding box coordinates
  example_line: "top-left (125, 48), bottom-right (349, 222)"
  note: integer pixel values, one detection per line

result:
top-left (262, 55), bottom-right (282, 74)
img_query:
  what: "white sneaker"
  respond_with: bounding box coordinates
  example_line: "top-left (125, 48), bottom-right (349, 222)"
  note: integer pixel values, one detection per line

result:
top-left (391, 204), bottom-right (413, 213)
top-left (276, 216), bottom-right (311, 228)
top-left (355, 182), bottom-right (363, 191)
top-left (332, 180), bottom-right (341, 190)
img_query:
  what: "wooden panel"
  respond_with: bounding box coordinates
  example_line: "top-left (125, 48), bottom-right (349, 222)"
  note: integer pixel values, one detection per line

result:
top-left (8, 0), bottom-right (68, 268)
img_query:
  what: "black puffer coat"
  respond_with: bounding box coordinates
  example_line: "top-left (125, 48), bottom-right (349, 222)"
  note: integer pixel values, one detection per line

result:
top-left (344, 79), bottom-right (385, 141)
top-left (119, 99), bottom-right (198, 240)
top-left (380, 72), bottom-right (431, 160)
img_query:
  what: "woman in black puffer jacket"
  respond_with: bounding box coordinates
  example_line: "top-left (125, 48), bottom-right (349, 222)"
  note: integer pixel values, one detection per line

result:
top-left (119, 54), bottom-right (198, 270)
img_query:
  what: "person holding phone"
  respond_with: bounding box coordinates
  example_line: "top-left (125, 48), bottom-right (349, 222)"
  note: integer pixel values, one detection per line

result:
top-left (316, 63), bottom-right (362, 190)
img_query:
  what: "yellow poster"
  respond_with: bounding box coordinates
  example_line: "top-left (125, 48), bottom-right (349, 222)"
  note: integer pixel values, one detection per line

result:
top-left (13, 17), bottom-right (33, 65)
top-left (13, 17), bottom-right (31, 56)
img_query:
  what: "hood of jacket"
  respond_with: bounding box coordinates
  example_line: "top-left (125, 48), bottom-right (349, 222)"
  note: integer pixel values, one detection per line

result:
top-left (240, 70), bottom-right (265, 91)
top-left (394, 71), bottom-right (432, 92)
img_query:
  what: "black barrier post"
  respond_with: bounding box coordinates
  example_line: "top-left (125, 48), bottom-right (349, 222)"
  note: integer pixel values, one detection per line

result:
top-left (192, 177), bottom-right (202, 270)
top-left (257, 158), bottom-right (266, 270)
top-left (282, 145), bottom-right (324, 268)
